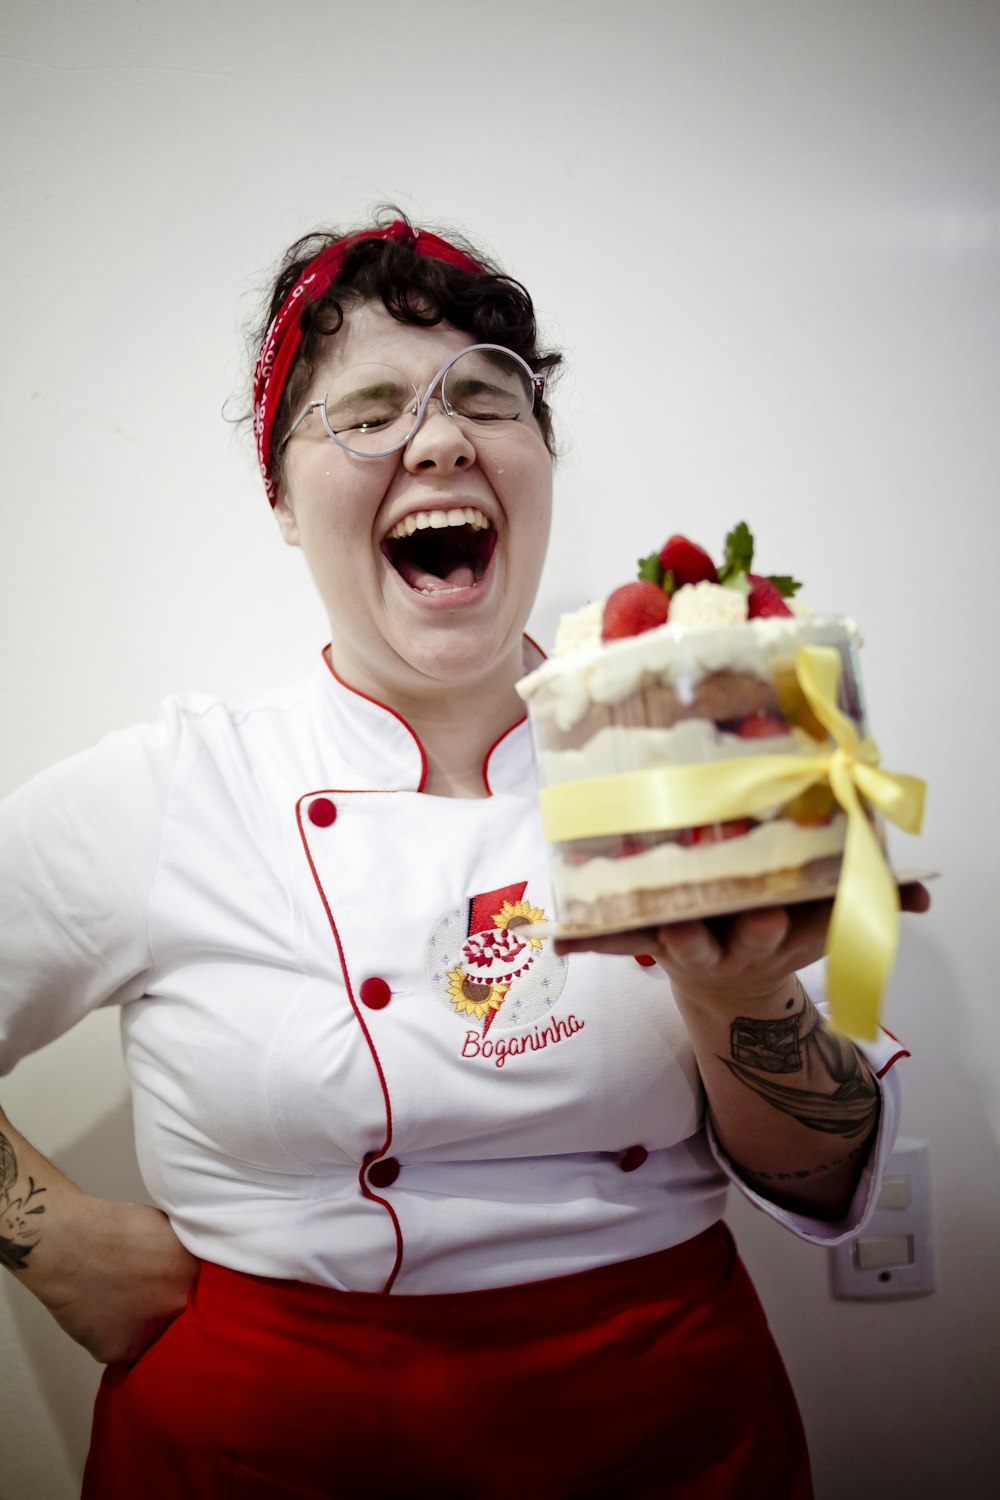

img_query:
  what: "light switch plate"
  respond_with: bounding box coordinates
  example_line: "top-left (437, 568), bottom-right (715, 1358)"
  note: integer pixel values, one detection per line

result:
top-left (829, 1138), bottom-right (936, 1299)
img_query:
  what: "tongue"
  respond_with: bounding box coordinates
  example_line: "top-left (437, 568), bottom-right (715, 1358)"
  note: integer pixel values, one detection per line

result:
top-left (398, 560), bottom-right (477, 593)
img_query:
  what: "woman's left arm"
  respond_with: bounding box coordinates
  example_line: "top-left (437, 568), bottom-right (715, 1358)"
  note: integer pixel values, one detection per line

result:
top-left (556, 885), bottom-right (930, 1221)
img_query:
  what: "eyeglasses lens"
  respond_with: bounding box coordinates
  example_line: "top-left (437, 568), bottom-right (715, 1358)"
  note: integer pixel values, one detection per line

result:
top-left (440, 348), bottom-right (535, 426)
top-left (321, 348), bottom-right (536, 456)
top-left (320, 364), bottom-right (418, 456)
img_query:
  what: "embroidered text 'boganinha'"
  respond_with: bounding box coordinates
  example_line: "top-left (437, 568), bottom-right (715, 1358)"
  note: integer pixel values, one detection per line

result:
top-left (461, 1013), bottom-right (585, 1069)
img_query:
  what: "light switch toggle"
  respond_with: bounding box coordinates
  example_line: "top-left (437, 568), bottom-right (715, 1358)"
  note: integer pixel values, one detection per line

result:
top-left (854, 1234), bottom-right (914, 1271)
top-left (876, 1175), bottom-right (910, 1211)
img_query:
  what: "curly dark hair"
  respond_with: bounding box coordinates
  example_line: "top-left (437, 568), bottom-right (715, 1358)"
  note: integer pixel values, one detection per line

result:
top-left (248, 208), bottom-right (562, 494)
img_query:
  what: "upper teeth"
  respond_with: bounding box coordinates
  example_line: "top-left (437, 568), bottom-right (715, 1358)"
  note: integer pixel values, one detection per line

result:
top-left (387, 507), bottom-right (491, 541)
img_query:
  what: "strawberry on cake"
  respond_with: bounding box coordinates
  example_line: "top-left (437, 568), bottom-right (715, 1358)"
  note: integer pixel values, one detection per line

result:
top-left (518, 523), bottom-right (872, 930)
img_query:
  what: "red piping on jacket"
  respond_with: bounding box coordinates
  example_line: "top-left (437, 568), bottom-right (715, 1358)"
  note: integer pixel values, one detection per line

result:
top-left (481, 715), bottom-right (528, 795)
top-left (876, 1045), bottom-right (911, 1079)
top-left (482, 631), bottom-right (545, 793)
top-left (295, 791), bottom-right (404, 1293)
top-left (321, 649), bottom-right (428, 792)
top-left (874, 1023), bottom-right (909, 1078)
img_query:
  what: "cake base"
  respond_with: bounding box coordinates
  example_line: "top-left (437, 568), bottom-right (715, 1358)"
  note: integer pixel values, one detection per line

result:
top-left (524, 868), bottom-right (937, 942)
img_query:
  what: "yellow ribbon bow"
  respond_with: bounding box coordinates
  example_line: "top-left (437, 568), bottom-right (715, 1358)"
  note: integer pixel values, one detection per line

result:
top-left (538, 645), bottom-right (926, 1038)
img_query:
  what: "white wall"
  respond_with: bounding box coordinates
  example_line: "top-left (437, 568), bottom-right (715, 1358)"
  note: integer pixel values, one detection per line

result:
top-left (1, 1), bottom-right (998, 1494)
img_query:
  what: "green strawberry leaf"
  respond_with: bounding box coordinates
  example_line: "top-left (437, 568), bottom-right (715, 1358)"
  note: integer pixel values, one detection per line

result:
top-left (637, 552), bottom-right (665, 588)
top-left (768, 574), bottom-right (802, 598)
top-left (721, 572), bottom-right (750, 596)
top-left (718, 522), bottom-right (754, 582)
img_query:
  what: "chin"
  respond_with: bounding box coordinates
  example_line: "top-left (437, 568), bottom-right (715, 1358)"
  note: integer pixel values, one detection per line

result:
top-left (396, 618), bottom-right (521, 688)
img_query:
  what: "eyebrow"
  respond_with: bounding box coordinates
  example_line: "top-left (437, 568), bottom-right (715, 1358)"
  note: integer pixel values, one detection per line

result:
top-left (447, 375), bottom-right (502, 393)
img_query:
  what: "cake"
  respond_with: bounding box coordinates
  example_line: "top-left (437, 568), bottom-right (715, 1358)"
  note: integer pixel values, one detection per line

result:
top-left (517, 523), bottom-right (875, 931)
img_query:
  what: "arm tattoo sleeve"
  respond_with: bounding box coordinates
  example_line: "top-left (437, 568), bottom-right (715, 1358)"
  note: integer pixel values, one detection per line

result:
top-left (0, 1131), bottom-right (46, 1272)
top-left (719, 986), bottom-right (880, 1140)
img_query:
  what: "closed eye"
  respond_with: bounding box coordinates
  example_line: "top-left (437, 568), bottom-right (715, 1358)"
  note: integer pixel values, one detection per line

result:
top-left (446, 377), bottom-right (524, 422)
top-left (325, 381), bottom-right (416, 434)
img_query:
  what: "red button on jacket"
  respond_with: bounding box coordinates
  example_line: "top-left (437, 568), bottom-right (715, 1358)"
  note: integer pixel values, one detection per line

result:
top-left (619, 1145), bottom-right (649, 1173)
top-left (307, 797), bottom-right (337, 827)
top-left (359, 977), bottom-right (391, 1010)
top-left (367, 1157), bottom-right (400, 1189)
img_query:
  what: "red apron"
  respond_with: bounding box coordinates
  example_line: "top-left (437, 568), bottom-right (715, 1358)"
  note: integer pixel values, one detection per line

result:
top-left (82, 1222), bottom-right (811, 1499)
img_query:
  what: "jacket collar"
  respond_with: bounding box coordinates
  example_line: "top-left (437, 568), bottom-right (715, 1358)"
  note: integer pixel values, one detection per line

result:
top-left (314, 639), bottom-right (543, 796)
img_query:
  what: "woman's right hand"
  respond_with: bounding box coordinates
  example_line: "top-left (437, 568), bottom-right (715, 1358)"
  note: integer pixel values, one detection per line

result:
top-left (2, 1108), bottom-right (199, 1365)
top-left (37, 1194), bottom-right (199, 1365)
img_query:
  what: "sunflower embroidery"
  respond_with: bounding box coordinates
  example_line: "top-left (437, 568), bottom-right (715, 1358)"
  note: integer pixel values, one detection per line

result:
top-left (446, 971), bottom-right (510, 1020)
top-left (494, 898), bottom-right (546, 945)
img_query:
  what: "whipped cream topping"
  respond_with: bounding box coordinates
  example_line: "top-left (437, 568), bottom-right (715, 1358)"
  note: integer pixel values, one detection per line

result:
top-left (552, 598), bottom-right (604, 657)
top-left (668, 581), bottom-right (748, 628)
top-left (518, 615), bottom-right (862, 734)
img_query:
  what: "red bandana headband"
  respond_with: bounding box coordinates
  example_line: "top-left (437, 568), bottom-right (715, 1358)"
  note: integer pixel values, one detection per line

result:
top-left (252, 220), bottom-right (484, 505)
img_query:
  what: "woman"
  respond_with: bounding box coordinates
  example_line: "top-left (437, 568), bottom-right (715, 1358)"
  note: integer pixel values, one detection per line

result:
top-left (0, 213), bottom-right (926, 1498)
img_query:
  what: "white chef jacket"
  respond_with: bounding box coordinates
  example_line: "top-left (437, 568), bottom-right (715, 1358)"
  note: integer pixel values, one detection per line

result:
top-left (0, 645), bottom-right (907, 1294)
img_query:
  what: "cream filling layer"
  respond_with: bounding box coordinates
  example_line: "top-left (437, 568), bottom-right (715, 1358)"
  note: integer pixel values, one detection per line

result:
top-left (554, 816), bottom-right (847, 902)
top-left (539, 719), bottom-right (823, 788)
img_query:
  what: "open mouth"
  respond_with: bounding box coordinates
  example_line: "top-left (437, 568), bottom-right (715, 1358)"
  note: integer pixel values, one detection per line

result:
top-left (382, 507), bottom-right (498, 595)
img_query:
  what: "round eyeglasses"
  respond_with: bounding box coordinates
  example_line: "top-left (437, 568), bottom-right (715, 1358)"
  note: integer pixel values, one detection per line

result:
top-left (280, 343), bottom-right (546, 459)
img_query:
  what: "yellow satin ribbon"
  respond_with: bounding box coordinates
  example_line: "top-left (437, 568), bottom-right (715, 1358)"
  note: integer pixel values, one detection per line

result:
top-left (538, 645), bottom-right (926, 1038)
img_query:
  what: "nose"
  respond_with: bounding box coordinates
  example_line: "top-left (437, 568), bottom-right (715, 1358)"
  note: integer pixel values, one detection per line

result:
top-left (402, 397), bottom-right (477, 472)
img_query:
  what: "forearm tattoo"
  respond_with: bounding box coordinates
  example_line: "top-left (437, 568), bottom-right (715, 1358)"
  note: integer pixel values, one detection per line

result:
top-left (0, 1131), bottom-right (46, 1271)
top-left (750, 1144), bottom-right (867, 1185)
top-left (719, 983), bottom-right (880, 1141)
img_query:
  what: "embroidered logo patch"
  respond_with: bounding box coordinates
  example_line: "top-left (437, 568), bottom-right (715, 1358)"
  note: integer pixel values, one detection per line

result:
top-left (425, 881), bottom-right (568, 1038)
